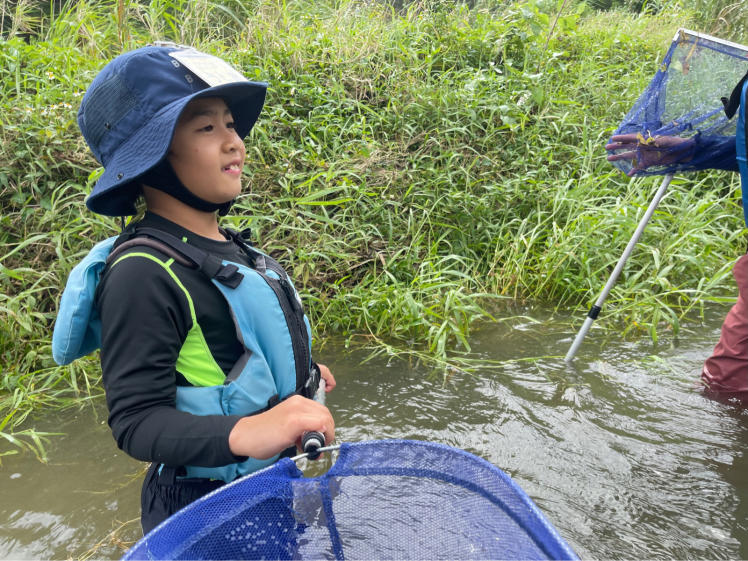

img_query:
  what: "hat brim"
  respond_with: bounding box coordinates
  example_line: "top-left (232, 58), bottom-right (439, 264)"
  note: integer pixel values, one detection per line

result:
top-left (86, 80), bottom-right (267, 216)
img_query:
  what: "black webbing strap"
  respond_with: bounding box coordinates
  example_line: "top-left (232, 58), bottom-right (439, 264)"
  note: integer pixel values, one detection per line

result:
top-left (223, 227), bottom-right (288, 278)
top-left (222, 228), bottom-right (262, 266)
top-left (108, 237), bottom-right (194, 267)
top-left (722, 69), bottom-right (748, 119)
top-left (110, 227), bottom-right (244, 289)
top-left (299, 361), bottom-right (320, 400)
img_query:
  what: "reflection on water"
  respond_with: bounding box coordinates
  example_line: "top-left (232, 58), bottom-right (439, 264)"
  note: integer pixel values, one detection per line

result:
top-left (0, 406), bottom-right (144, 559)
top-left (3, 304), bottom-right (748, 559)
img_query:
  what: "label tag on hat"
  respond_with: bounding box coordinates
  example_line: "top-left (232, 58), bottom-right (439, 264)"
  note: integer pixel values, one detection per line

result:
top-left (169, 49), bottom-right (248, 86)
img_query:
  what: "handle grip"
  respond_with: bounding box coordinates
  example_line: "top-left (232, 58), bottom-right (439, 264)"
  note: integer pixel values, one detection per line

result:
top-left (301, 378), bottom-right (326, 459)
top-left (302, 431), bottom-right (325, 459)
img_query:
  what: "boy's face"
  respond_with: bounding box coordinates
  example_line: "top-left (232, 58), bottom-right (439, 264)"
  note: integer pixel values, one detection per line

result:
top-left (167, 97), bottom-right (246, 205)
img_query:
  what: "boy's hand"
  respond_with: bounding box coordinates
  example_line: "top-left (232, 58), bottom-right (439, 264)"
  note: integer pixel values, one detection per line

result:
top-left (317, 363), bottom-right (336, 392)
top-left (228, 395), bottom-right (334, 459)
top-left (606, 133), bottom-right (696, 176)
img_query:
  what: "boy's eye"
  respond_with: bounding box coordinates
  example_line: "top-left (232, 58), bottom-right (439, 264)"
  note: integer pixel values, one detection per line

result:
top-left (226, 121), bottom-right (236, 129)
top-left (200, 125), bottom-right (214, 132)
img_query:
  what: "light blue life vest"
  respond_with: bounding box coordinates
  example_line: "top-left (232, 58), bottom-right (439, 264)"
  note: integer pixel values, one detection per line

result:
top-left (52, 227), bottom-right (317, 482)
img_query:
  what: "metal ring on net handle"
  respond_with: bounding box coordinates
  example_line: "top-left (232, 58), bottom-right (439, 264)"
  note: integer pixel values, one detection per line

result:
top-left (291, 444), bottom-right (342, 462)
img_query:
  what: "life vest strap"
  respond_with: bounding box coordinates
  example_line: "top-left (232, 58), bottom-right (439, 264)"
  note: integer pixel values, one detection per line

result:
top-left (723, 69), bottom-right (748, 119)
top-left (108, 237), bottom-right (193, 267)
top-left (112, 226), bottom-right (245, 288)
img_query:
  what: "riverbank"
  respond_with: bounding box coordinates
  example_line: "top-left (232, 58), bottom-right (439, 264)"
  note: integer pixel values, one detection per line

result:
top-left (1, 0), bottom-right (745, 458)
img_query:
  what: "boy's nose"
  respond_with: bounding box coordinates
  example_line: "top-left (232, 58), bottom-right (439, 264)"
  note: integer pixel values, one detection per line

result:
top-left (223, 129), bottom-right (244, 152)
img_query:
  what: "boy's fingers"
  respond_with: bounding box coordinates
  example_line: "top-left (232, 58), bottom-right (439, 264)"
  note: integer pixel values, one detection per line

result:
top-left (318, 363), bottom-right (336, 391)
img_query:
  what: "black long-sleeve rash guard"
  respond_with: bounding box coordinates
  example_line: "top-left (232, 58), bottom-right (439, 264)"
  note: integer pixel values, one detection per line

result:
top-left (96, 212), bottom-right (254, 468)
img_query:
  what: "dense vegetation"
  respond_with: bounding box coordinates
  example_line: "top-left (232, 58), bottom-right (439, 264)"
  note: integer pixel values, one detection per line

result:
top-left (2, 0), bottom-right (747, 460)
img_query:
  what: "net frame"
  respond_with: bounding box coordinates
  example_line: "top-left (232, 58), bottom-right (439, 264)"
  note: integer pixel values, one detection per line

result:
top-left (567, 29), bottom-right (748, 361)
top-left (122, 440), bottom-right (579, 561)
top-left (608, 28), bottom-right (748, 177)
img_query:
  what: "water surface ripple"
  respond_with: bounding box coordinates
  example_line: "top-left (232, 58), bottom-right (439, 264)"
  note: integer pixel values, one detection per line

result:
top-left (332, 310), bottom-right (748, 560)
top-left (3, 307), bottom-right (748, 559)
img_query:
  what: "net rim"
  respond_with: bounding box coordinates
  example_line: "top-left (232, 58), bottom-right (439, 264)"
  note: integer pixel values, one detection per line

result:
top-left (675, 28), bottom-right (748, 54)
top-left (121, 439), bottom-right (580, 561)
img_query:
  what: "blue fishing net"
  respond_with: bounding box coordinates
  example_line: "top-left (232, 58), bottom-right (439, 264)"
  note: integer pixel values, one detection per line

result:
top-left (606, 29), bottom-right (748, 177)
top-left (122, 440), bottom-right (578, 560)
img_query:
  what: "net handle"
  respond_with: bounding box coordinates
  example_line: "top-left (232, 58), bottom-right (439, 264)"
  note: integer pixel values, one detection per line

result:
top-left (565, 173), bottom-right (674, 362)
top-left (297, 378), bottom-right (331, 460)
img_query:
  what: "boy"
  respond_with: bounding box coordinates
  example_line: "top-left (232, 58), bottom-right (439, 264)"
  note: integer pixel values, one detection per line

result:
top-left (58, 43), bottom-right (336, 533)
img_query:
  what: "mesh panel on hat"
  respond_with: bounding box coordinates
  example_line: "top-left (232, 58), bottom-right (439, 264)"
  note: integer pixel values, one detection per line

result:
top-left (83, 73), bottom-right (137, 163)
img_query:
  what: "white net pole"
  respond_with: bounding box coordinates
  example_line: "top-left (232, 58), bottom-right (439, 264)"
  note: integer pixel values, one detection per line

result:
top-left (565, 173), bottom-right (674, 362)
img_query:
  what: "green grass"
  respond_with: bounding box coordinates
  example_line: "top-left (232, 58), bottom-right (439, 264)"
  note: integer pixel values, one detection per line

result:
top-left (1, 0), bottom-right (747, 460)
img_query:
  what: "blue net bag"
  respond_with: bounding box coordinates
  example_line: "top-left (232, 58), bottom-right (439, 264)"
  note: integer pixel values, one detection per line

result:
top-left (122, 440), bottom-right (578, 560)
top-left (606, 29), bottom-right (748, 177)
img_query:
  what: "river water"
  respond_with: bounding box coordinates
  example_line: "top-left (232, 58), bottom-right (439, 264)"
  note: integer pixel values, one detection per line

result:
top-left (3, 305), bottom-right (748, 559)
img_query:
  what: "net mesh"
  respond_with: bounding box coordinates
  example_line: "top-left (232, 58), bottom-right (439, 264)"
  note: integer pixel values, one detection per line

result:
top-left (607, 29), bottom-right (748, 176)
top-left (122, 440), bottom-right (578, 560)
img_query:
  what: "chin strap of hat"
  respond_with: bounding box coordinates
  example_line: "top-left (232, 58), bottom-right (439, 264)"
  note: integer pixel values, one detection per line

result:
top-left (139, 159), bottom-right (234, 216)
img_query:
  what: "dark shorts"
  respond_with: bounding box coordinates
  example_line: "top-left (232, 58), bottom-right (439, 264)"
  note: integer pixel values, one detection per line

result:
top-left (140, 446), bottom-right (297, 535)
top-left (140, 462), bottom-right (225, 535)
top-left (703, 253), bottom-right (748, 393)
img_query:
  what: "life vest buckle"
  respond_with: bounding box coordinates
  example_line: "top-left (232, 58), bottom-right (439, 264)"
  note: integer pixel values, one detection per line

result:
top-left (214, 264), bottom-right (243, 288)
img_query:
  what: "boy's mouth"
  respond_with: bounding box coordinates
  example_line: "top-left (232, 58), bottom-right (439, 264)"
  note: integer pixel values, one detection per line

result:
top-left (223, 162), bottom-right (242, 173)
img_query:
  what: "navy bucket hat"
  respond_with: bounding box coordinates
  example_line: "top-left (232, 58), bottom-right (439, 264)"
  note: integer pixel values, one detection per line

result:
top-left (78, 44), bottom-right (267, 216)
